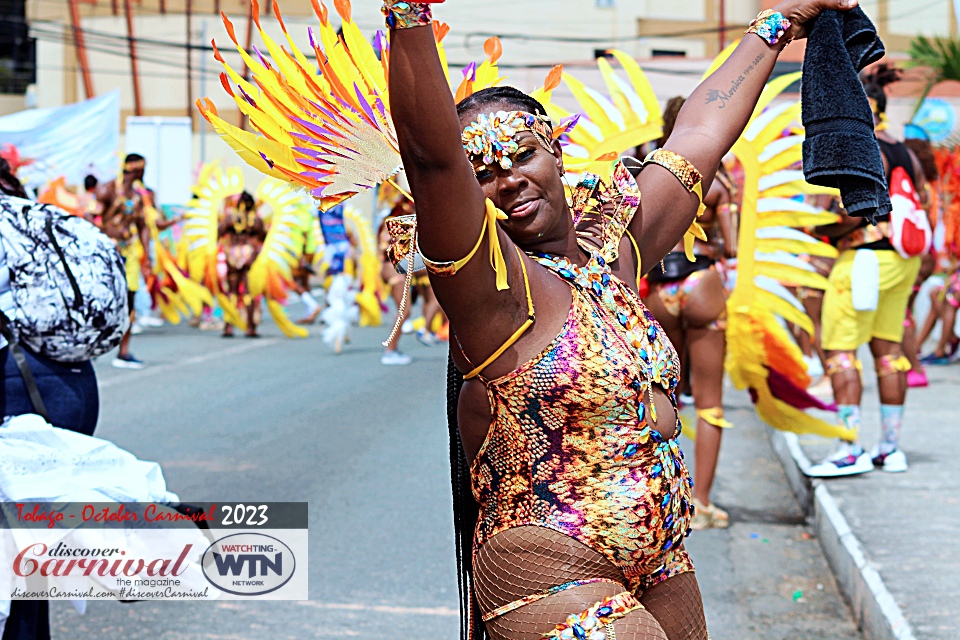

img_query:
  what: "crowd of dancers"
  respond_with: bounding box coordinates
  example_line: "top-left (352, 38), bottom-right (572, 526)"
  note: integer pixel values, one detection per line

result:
top-left (21, 151), bottom-right (450, 370)
top-left (6, 5), bottom-right (957, 502)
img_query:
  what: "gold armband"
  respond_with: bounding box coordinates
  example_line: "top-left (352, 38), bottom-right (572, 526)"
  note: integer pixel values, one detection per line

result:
top-left (642, 149), bottom-right (707, 261)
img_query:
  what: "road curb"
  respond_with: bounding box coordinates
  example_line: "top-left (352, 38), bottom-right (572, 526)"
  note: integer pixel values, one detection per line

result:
top-left (768, 430), bottom-right (917, 640)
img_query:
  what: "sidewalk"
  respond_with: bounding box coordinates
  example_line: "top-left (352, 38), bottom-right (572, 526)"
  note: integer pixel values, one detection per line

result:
top-left (772, 361), bottom-right (960, 640)
top-left (680, 390), bottom-right (861, 640)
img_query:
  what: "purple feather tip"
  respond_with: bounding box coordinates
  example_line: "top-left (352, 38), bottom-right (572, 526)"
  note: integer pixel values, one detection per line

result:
top-left (253, 45), bottom-right (269, 69)
top-left (308, 27), bottom-right (317, 50)
top-left (462, 62), bottom-right (477, 82)
top-left (259, 152), bottom-right (275, 169)
top-left (374, 31), bottom-right (387, 54)
top-left (238, 86), bottom-right (257, 108)
top-left (354, 83), bottom-right (377, 124)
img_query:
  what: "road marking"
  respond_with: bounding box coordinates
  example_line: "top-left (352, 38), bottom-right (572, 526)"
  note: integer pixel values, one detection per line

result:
top-left (98, 339), bottom-right (280, 389)
top-left (298, 601), bottom-right (459, 617)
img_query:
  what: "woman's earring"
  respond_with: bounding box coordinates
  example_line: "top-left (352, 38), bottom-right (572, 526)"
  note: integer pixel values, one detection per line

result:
top-left (561, 172), bottom-right (574, 209)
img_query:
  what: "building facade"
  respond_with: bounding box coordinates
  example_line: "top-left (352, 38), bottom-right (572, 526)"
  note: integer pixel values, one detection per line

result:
top-left (1, 0), bottom-right (956, 191)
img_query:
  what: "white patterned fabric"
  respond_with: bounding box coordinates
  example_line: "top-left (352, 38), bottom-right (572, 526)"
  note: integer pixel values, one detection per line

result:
top-left (0, 195), bottom-right (129, 361)
top-left (0, 242), bottom-right (12, 350)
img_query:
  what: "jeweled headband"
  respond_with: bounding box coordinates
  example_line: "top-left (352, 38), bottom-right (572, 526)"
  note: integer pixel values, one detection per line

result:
top-left (461, 110), bottom-right (555, 170)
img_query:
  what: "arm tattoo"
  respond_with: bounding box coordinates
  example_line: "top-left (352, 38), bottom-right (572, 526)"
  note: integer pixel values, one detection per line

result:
top-left (704, 53), bottom-right (766, 109)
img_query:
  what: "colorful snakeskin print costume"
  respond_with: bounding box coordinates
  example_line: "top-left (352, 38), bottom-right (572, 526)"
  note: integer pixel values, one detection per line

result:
top-left (470, 251), bottom-right (695, 597)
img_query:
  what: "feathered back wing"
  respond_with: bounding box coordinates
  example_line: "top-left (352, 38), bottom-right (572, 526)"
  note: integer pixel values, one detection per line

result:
top-left (726, 71), bottom-right (853, 440)
top-left (249, 177), bottom-right (309, 338)
top-left (542, 50), bottom-right (662, 175)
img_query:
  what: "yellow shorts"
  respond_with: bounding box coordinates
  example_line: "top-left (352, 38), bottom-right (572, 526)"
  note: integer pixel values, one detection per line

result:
top-left (120, 241), bottom-right (144, 294)
top-left (821, 249), bottom-right (921, 351)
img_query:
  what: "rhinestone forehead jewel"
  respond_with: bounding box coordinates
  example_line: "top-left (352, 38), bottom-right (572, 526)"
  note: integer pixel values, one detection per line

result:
top-left (461, 110), bottom-right (554, 170)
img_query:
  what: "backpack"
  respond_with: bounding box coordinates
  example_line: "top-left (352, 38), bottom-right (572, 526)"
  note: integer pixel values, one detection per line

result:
top-left (0, 195), bottom-right (129, 362)
top-left (888, 166), bottom-right (933, 259)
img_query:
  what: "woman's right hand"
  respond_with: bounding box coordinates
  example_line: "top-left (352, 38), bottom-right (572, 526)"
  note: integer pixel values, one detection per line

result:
top-left (773, 0), bottom-right (859, 41)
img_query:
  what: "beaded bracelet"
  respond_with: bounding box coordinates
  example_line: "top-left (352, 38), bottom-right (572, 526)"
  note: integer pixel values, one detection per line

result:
top-left (382, 1), bottom-right (432, 29)
top-left (744, 9), bottom-right (791, 47)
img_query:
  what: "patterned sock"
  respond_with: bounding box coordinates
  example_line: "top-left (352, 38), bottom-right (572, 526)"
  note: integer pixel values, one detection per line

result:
top-left (837, 405), bottom-right (863, 456)
top-left (879, 404), bottom-right (904, 455)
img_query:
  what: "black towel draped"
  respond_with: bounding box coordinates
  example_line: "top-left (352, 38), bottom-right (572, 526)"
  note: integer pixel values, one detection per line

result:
top-left (801, 8), bottom-right (889, 221)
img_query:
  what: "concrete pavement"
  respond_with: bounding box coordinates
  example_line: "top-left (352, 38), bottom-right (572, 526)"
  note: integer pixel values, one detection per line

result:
top-left (778, 358), bottom-right (960, 640)
top-left (47, 315), bottom-right (862, 638)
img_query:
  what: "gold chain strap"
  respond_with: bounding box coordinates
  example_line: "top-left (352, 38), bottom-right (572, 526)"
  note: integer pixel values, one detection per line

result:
top-left (381, 229), bottom-right (417, 348)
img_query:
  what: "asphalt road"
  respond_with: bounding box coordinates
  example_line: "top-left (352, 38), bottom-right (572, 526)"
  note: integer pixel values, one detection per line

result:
top-left (47, 314), bottom-right (862, 639)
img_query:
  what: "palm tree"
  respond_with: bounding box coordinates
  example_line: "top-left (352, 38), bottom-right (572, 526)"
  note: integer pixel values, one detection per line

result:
top-left (905, 35), bottom-right (960, 118)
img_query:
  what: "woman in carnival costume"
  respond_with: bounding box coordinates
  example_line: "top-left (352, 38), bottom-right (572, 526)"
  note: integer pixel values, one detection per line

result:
top-left (199, 0), bottom-right (857, 636)
top-left (375, 2), bottom-right (848, 637)
top-left (218, 190), bottom-right (267, 337)
top-left (185, 164), bottom-right (310, 339)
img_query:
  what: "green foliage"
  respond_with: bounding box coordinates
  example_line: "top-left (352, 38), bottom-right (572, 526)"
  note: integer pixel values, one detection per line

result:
top-left (906, 35), bottom-right (960, 83)
top-left (905, 35), bottom-right (960, 118)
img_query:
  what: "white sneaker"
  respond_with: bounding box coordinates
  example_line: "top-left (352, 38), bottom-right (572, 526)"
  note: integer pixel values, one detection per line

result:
top-left (381, 350), bottom-right (412, 366)
top-left (130, 321), bottom-right (144, 335)
top-left (401, 319), bottom-right (415, 334)
top-left (806, 444), bottom-right (873, 478)
top-left (111, 354), bottom-right (146, 370)
top-left (139, 315), bottom-right (165, 327)
top-left (869, 447), bottom-right (908, 473)
top-left (416, 328), bottom-right (439, 347)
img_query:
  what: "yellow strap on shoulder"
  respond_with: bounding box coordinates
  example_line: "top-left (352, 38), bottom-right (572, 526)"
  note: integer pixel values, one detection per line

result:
top-left (626, 230), bottom-right (642, 288)
top-left (464, 247), bottom-right (536, 380)
top-left (485, 199), bottom-right (510, 291)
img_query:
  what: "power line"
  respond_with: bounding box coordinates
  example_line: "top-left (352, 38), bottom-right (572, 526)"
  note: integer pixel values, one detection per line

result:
top-left (27, 0), bottom-right (951, 90)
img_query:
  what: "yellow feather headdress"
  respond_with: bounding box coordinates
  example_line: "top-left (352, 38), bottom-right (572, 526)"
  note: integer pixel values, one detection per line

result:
top-left (198, 0), bottom-right (568, 210)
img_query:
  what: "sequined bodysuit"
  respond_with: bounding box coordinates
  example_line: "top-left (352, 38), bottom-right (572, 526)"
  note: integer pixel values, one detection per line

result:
top-left (470, 252), bottom-right (695, 596)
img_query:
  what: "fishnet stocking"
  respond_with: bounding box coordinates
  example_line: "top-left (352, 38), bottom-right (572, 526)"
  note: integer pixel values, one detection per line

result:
top-left (639, 572), bottom-right (708, 640)
top-left (473, 526), bottom-right (706, 640)
top-left (474, 526), bottom-right (626, 615)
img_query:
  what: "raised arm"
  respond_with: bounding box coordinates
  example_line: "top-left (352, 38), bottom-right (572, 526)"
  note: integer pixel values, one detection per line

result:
top-left (631, 0), bottom-right (857, 270)
top-left (388, 10), bottom-right (491, 276)
top-left (386, 2), bottom-right (535, 361)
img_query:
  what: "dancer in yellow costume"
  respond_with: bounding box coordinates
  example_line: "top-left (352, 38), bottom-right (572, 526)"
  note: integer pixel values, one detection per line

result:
top-left (185, 163), bottom-right (309, 338)
top-left (809, 65), bottom-right (924, 478)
